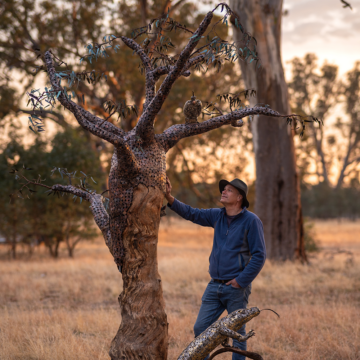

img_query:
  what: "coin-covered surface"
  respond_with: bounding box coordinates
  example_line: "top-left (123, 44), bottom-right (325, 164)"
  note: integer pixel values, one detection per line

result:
top-left (183, 94), bottom-right (202, 124)
top-left (177, 307), bottom-right (260, 360)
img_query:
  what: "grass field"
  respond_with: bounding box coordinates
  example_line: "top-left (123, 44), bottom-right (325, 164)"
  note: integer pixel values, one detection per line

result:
top-left (0, 219), bottom-right (359, 359)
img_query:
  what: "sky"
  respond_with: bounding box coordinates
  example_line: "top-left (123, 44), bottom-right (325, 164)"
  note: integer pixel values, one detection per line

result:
top-left (282, 0), bottom-right (360, 77)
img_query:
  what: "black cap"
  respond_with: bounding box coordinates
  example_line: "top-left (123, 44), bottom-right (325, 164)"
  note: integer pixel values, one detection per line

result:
top-left (219, 178), bottom-right (250, 208)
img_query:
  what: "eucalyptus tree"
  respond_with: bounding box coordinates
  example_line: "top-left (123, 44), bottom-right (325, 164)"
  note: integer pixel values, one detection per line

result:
top-left (10, 3), bottom-right (314, 359)
top-left (229, 0), bottom-right (309, 261)
top-left (288, 55), bottom-right (360, 189)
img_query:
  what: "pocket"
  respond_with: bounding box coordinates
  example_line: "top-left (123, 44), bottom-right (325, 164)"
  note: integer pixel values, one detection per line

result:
top-left (230, 284), bottom-right (243, 290)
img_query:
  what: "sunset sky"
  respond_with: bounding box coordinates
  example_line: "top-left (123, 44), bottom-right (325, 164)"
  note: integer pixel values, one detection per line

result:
top-left (282, 0), bottom-right (360, 76)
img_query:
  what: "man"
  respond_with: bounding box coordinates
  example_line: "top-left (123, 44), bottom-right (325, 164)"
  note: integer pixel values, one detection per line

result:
top-left (165, 177), bottom-right (266, 360)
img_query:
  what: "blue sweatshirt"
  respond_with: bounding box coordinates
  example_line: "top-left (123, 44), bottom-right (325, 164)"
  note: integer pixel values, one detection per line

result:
top-left (168, 199), bottom-right (266, 288)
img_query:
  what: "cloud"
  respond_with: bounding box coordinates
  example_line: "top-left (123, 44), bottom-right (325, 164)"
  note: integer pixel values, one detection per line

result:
top-left (283, 0), bottom-right (359, 41)
top-left (283, 21), bottom-right (325, 42)
top-left (353, 21), bottom-right (360, 31)
top-left (327, 28), bottom-right (355, 37)
top-left (281, 0), bottom-right (360, 75)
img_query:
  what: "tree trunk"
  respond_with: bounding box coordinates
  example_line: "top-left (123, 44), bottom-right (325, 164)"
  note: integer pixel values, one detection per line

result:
top-left (109, 184), bottom-right (168, 359)
top-left (46, 237), bottom-right (61, 258)
top-left (11, 239), bottom-right (16, 259)
top-left (230, 0), bottom-right (306, 260)
top-left (108, 138), bottom-right (168, 359)
top-left (67, 245), bottom-right (74, 258)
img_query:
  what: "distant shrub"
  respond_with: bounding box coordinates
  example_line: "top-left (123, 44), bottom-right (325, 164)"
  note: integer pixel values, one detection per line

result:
top-left (303, 218), bottom-right (319, 252)
top-left (301, 182), bottom-right (360, 219)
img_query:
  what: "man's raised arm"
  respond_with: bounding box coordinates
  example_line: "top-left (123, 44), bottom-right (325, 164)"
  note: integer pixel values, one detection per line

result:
top-left (165, 177), bottom-right (220, 228)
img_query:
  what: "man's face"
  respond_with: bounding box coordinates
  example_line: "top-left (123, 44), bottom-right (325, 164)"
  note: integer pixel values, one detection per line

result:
top-left (220, 184), bottom-right (242, 206)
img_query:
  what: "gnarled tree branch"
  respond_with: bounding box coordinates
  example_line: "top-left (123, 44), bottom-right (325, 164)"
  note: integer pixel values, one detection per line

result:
top-left (120, 36), bottom-right (155, 112)
top-left (157, 106), bottom-right (281, 152)
top-left (43, 51), bottom-right (125, 143)
top-left (15, 170), bottom-right (113, 258)
top-left (152, 66), bottom-right (191, 80)
top-left (152, 54), bottom-right (205, 81)
top-left (89, 193), bottom-right (112, 254)
top-left (51, 184), bottom-right (112, 254)
top-left (135, 11), bottom-right (214, 143)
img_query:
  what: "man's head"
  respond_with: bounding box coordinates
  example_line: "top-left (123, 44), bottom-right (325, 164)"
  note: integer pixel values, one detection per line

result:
top-left (219, 179), bottom-right (250, 209)
top-left (220, 184), bottom-right (243, 207)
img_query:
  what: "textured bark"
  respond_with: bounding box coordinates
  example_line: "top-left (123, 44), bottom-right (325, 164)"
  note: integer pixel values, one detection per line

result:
top-left (230, 0), bottom-right (306, 260)
top-left (109, 184), bottom-right (168, 360)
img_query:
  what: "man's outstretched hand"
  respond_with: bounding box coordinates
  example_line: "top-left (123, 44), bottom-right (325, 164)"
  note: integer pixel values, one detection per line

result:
top-left (165, 177), bottom-right (175, 205)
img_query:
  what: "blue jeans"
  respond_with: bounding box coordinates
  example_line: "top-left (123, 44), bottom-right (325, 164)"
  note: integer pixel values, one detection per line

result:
top-left (194, 279), bottom-right (252, 360)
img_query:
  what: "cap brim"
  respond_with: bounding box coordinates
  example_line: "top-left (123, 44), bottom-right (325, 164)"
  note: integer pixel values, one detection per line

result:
top-left (219, 179), bottom-right (231, 194)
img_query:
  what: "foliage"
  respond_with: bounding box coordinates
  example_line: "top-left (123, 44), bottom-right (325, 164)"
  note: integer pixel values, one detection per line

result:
top-left (1, 1), bottom-right (257, 200)
top-left (0, 128), bottom-right (106, 258)
top-left (303, 218), bottom-right (319, 252)
top-left (301, 181), bottom-right (360, 219)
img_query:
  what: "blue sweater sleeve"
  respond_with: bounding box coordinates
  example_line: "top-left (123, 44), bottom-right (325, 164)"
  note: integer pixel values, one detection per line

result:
top-left (235, 217), bottom-right (266, 288)
top-left (168, 198), bottom-right (221, 228)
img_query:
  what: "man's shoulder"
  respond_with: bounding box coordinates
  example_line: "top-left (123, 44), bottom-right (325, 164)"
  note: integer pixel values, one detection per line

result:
top-left (244, 209), bottom-right (262, 222)
top-left (208, 207), bottom-right (224, 216)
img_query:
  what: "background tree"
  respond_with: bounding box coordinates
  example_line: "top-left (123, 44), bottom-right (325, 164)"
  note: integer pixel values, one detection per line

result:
top-left (288, 55), bottom-right (360, 189)
top-left (286, 55), bottom-right (360, 219)
top-left (0, 128), bottom-right (104, 259)
top-left (229, 0), bottom-right (306, 261)
top-left (8, 4), bottom-right (311, 359)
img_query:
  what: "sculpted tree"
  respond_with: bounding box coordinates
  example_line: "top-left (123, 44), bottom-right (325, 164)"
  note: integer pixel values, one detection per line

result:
top-left (12, 4), bottom-right (314, 359)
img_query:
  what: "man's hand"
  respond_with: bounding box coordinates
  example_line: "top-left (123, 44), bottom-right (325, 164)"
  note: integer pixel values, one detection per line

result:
top-left (226, 278), bottom-right (242, 288)
top-left (165, 177), bottom-right (175, 205)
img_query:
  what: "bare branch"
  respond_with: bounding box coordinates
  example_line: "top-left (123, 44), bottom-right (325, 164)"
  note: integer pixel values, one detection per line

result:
top-left (43, 51), bottom-right (125, 144)
top-left (14, 169), bottom-right (113, 256)
top-left (51, 184), bottom-right (92, 200)
top-left (89, 193), bottom-right (112, 255)
top-left (47, 184), bottom-right (112, 254)
top-left (135, 12), bottom-right (214, 142)
top-left (120, 36), bottom-right (155, 111)
top-left (156, 106), bottom-right (282, 152)
top-left (152, 54), bottom-right (205, 81)
top-left (120, 36), bottom-right (152, 72)
top-left (152, 66), bottom-right (190, 80)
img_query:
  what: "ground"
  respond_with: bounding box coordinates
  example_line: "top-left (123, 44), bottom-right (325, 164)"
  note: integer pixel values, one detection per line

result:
top-left (0, 219), bottom-right (359, 360)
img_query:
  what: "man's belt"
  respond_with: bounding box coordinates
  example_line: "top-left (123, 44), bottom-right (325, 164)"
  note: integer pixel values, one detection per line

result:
top-left (212, 278), bottom-right (232, 284)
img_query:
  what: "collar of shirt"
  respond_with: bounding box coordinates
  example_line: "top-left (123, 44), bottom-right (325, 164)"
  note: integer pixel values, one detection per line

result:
top-left (224, 206), bottom-right (247, 217)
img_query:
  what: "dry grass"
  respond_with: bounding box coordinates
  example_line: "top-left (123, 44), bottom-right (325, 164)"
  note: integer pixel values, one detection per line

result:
top-left (1, 218), bottom-right (360, 359)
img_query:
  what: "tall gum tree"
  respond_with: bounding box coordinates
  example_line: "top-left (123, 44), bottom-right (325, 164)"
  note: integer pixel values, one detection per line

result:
top-left (14, 4), bottom-right (311, 359)
top-left (230, 0), bottom-right (306, 261)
